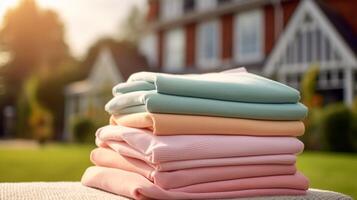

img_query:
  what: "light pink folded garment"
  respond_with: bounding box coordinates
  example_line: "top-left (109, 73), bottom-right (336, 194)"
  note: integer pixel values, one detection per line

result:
top-left (155, 154), bottom-right (297, 171)
top-left (95, 125), bottom-right (304, 163)
top-left (91, 148), bottom-right (297, 189)
top-left (81, 166), bottom-right (308, 200)
top-left (110, 113), bottom-right (305, 136)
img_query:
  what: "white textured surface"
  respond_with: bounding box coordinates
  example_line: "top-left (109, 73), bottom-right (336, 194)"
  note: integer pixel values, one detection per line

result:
top-left (0, 182), bottom-right (352, 200)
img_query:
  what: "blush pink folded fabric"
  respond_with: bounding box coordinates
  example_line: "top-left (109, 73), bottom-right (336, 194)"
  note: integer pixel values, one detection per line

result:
top-left (110, 113), bottom-right (305, 136)
top-left (153, 154), bottom-right (297, 171)
top-left (81, 166), bottom-right (308, 200)
top-left (91, 147), bottom-right (297, 189)
top-left (95, 125), bottom-right (304, 163)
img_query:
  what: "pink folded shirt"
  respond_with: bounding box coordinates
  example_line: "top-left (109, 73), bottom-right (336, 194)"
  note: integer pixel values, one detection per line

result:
top-left (95, 125), bottom-right (304, 163)
top-left (81, 166), bottom-right (308, 200)
top-left (91, 148), bottom-right (297, 189)
top-left (153, 154), bottom-right (297, 171)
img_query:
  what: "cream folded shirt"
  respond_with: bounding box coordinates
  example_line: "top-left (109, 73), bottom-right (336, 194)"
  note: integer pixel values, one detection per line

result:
top-left (110, 112), bottom-right (305, 136)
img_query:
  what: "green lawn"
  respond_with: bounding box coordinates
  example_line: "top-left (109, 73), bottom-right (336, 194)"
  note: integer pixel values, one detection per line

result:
top-left (0, 144), bottom-right (93, 182)
top-left (0, 144), bottom-right (356, 198)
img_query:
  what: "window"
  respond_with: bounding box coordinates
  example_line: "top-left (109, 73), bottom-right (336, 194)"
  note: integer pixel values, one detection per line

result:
top-left (163, 28), bottom-right (185, 72)
top-left (196, 20), bottom-right (220, 68)
top-left (217, 0), bottom-right (231, 5)
top-left (196, 0), bottom-right (216, 11)
top-left (139, 33), bottom-right (158, 68)
top-left (184, 0), bottom-right (195, 13)
top-left (234, 9), bottom-right (264, 63)
top-left (160, 0), bottom-right (183, 20)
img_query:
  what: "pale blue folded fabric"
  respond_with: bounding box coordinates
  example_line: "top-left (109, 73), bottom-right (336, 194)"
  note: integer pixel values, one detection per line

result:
top-left (113, 71), bottom-right (300, 103)
top-left (105, 92), bottom-right (307, 120)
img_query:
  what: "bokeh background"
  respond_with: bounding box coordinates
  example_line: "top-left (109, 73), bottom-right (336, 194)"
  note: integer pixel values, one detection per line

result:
top-left (0, 0), bottom-right (356, 198)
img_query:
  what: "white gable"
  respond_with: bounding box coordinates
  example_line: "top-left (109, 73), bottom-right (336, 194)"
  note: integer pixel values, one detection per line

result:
top-left (89, 47), bottom-right (124, 88)
top-left (264, 0), bottom-right (357, 76)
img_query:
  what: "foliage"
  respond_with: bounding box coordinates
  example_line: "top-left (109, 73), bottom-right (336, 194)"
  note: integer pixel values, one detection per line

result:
top-left (300, 65), bottom-right (323, 149)
top-left (301, 65), bottom-right (320, 108)
top-left (37, 60), bottom-right (81, 138)
top-left (71, 116), bottom-right (96, 143)
top-left (119, 6), bottom-right (145, 44)
top-left (0, 0), bottom-right (71, 137)
top-left (321, 104), bottom-right (355, 152)
top-left (16, 76), bottom-right (54, 143)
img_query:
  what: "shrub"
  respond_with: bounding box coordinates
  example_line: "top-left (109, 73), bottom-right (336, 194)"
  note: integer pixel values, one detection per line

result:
top-left (71, 116), bottom-right (96, 143)
top-left (321, 103), bottom-right (354, 152)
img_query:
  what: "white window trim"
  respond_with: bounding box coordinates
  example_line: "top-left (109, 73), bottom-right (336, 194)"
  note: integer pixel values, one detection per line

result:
top-left (160, 0), bottom-right (183, 20)
top-left (196, 19), bottom-right (221, 69)
top-left (196, 0), bottom-right (217, 11)
top-left (163, 28), bottom-right (185, 72)
top-left (139, 33), bottom-right (158, 68)
top-left (234, 9), bottom-right (265, 64)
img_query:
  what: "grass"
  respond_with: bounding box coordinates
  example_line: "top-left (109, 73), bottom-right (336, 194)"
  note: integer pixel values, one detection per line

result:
top-left (297, 151), bottom-right (357, 198)
top-left (0, 144), bottom-right (356, 198)
top-left (0, 144), bottom-right (93, 182)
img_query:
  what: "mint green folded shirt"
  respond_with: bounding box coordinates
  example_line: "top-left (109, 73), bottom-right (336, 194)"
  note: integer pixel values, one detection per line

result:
top-left (113, 71), bottom-right (300, 103)
top-left (105, 92), bottom-right (307, 120)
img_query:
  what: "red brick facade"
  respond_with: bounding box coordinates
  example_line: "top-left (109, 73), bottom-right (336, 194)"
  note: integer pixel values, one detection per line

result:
top-left (148, 0), bottom-right (356, 71)
top-left (185, 23), bottom-right (196, 67)
top-left (221, 14), bottom-right (234, 60)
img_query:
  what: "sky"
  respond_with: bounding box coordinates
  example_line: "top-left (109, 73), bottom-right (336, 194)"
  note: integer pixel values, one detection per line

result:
top-left (0, 0), bottom-right (146, 58)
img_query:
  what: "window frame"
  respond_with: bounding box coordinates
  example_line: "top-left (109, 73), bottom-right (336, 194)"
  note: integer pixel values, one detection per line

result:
top-left (196, 19), bottom-right (221, 69)
top-left (234, 9), bottom-right (265, 64)
top-left (163, 28), bottom-right (186, 72)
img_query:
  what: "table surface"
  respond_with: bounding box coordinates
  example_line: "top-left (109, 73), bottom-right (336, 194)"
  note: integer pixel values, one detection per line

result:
top-left (0, 182), bottom-right (352, 200)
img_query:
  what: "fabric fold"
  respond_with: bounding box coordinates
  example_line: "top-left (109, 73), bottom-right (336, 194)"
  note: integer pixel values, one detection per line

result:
top-left (91, 147), bottom-right (297, 189)
top-left (110, 112), bottom-right (305, 136)
top-left (95, 125), bottom-right (304, 163)
top-left (81, 166), bottom-right (308, 200)
top-left (118, 70), bottom-right (300, 103)
top-left (105, 93), bottom-right (308, 120)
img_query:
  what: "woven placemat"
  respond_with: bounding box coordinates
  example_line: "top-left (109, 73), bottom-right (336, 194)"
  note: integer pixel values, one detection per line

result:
top-left (0, 182), bottom-right (352, 200)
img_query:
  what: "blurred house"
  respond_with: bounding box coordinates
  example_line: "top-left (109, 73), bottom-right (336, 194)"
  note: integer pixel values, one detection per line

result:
top-left (64, 45), bottom-right (147, 140)
top-left (139, 0), bottom-right (357, 105)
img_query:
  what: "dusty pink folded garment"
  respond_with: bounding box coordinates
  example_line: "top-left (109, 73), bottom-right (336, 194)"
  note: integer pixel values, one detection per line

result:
top-left (91, 148), bottom-right (297, 189)
top-left (110, 113), bottom-right (305, 136)
top-left (81, 166), bottom-right (308, 200)
top-left (95, 125), bottom-right (304, 163)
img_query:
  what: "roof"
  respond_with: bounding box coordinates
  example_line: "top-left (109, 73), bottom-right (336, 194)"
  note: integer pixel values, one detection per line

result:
top-left (317, 0), bottom-right (357, 55)
top-left (66, 40), bottom-right (149, 95)
top-left (264, 0), bottom-right (357, 76)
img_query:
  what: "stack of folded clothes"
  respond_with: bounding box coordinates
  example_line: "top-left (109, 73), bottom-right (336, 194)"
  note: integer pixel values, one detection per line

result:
top-left (81, 68), bottom-right (309, 200)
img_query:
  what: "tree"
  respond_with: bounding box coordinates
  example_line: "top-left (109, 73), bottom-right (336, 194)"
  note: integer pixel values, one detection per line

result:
top-left (119, 6), bottom-right (145, 44)
top-left (0, 0), bottom-right (69, 99)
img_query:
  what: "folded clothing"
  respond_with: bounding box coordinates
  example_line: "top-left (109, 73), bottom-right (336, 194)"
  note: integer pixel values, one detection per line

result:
top-left (91, 148), bottom-right (297, 189)
top-left (114, 69), bottom-right (300, 103)
top-left (105, 92), bottom-right (308, 120)
top-left (150, 154), bottom-right (298, 171)
top-left (110, 112), bottom-right (305, 136)
top-left (95, 125), bottom-right (304, 163)
top-left (81, 166), bottom-right (308, 200)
